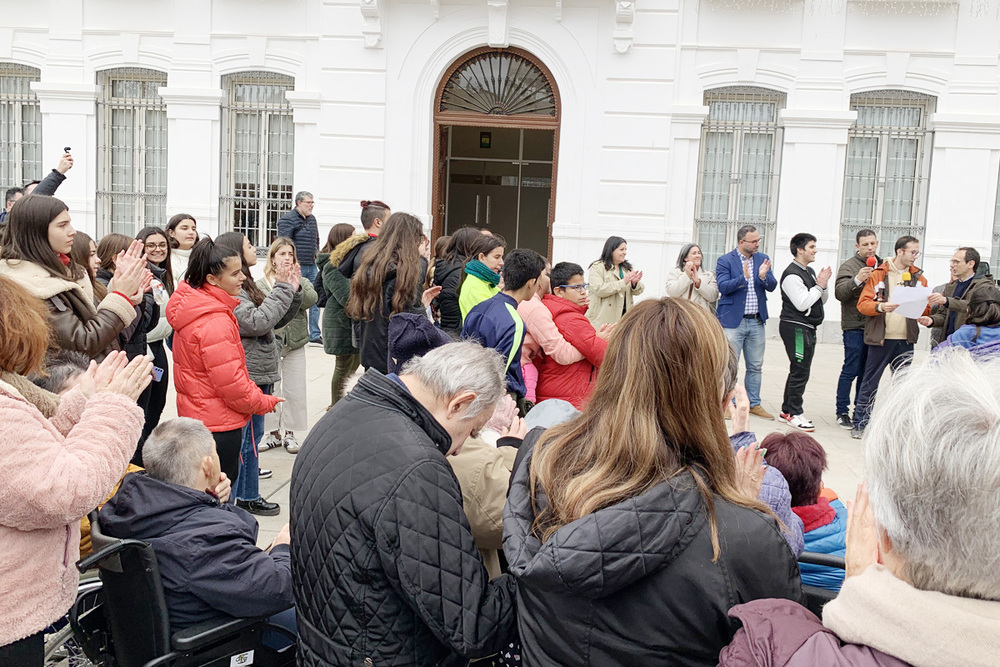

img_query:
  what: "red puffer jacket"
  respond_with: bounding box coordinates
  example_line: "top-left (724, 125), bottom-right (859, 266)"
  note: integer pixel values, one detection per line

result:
top-left (536, 294), bottom-right (608, 409)
top-left (166, 281), bottom-right (280, 432)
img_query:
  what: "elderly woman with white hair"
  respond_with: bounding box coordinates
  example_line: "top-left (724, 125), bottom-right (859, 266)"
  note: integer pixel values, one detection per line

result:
top-left (720, 348), bottom-right (1000, 667)
top-left (289, 341), bottom-right (517, 667)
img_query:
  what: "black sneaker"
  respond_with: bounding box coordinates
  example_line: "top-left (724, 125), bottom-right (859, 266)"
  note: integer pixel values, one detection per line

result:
top-left (259, 468), bottom-right (272, 479)
top-left (236, 498), bottom-right (280, 516)
top-left (836, 414), bottom-right (853, 429)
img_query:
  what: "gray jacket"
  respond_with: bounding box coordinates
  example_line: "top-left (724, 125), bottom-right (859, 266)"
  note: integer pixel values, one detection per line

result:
top-left (233, 282), bottom-right (301, 385)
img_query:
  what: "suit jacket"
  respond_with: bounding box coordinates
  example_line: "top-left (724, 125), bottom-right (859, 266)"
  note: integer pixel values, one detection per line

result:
top-left (715, 249), bottom-right (778, 329)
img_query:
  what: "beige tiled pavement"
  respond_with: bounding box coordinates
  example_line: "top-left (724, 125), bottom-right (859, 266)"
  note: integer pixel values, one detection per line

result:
top-left (161, 338), bottom-right (921, 547)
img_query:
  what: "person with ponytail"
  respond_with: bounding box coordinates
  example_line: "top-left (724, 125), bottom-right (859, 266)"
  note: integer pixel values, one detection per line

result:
top-left (345, 212), bottom-right (440, 374)
top-left (458, 234), bottom-right (505, 321)
top-left (0, 195), bottom-right (148, 360)
top-left (166, 238), bottom-right (282, 490)
top-left (433, 227), bottom-right (482, 337)
top-left (135, 226), bottom-right (175, 445)
top-left (318, 223), bottom-right (362, 405)
top-left (504, 298), bottom-right (801, 667)
top-left (214, 232), bottom-right (302, 516)
top-left (70, 231), bottom-right (107, 302)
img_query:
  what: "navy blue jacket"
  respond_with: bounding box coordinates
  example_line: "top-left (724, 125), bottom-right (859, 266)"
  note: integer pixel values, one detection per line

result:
top-left (277, 208), bottom-right (320, 265)
top-left (715, 248), bottom-right (778, 329)
top-left (461, 292), bottom-right (526, 398)
top-left (99, 472), bottom-right (293, 630)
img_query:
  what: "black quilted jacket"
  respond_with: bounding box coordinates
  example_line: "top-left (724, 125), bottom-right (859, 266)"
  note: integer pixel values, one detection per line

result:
top-left (503, 440), bottom-right (803, 667)
top-left (290, 370), bottom-right (517, 666)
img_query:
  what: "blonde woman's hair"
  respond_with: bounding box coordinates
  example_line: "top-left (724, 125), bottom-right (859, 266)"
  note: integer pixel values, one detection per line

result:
top-left (264, 236), bottom-right (298, 283)
top-left (529, 297), bottom-right (772, 559)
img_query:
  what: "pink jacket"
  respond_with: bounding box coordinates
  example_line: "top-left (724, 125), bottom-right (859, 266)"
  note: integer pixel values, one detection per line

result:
top-left (517, 294), bottom-right (585, 366)
top-left (0, 380), bottom-right (143, 645)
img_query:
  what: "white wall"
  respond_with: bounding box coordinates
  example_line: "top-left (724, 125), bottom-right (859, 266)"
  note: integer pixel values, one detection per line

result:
top-left (5, 0), bottom-right (1000, 338)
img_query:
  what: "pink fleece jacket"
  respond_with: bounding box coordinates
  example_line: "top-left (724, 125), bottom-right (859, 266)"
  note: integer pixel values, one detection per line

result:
top-left (517, 294), bottom-right (586, 366)
top-left (0, 380), bottom-right (143, 646)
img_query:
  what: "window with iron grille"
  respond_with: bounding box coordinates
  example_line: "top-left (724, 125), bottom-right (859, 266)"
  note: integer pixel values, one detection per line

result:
top-left (0, 63), bottom-right (42, 192)
top-left (695, 87), bottom-right (785, 270)
top-left (839, 90), bottom-right (935, 264)
top-left (220, 71), bottom-right (294, 249)
top-left (96, 68), bottom-right (168, 236)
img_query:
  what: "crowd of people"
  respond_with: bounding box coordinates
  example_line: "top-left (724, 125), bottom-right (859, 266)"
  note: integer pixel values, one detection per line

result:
top-left (1, 162), bottom-right (999, 667)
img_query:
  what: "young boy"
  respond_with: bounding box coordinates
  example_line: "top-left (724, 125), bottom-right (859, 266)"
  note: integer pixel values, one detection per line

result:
top-left (462, 249), bottom-right (546, 413)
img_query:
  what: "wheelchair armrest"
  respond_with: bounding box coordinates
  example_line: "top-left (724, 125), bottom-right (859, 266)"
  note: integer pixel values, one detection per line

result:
top-left (797, 551), bottom-right (846, 570)
top-left (171, 617), bottom-right (261, 651)
top-left (76, 538), bottom-right (149, 572)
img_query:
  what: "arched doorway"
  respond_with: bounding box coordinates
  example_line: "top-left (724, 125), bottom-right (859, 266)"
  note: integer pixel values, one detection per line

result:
top-left (432, 47), bottom-right (561, 257)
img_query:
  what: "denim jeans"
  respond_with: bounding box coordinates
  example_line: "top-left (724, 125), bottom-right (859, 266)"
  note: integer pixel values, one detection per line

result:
top-left (235, 383), bottom-right (272, 502)
top-left (300, 263), bottom-right (321, 341)
top-left (723, 317), bottom-right (766, 407)
top-left (836, 329), bottom-right (868, 417)
top-left (852, 340), bottom-right (913, 431)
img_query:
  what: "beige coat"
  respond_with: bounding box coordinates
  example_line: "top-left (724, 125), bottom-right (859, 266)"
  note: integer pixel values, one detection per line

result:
top-left (664, 267), bottom-right (719, 310)
top-left (447, 436), bottom-right (517, 579)
top-left (586, 261), bottom-right (645, 328)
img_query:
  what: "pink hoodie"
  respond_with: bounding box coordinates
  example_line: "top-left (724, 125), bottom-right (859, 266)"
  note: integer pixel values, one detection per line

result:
top-left (0, 380), bottom-right (143, 645)
top-left (517, 294), bottom-right (585, 366)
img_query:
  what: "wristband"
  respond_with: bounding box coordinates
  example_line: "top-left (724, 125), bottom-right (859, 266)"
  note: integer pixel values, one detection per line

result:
top-left (112, 290), bottom-right (130, 301)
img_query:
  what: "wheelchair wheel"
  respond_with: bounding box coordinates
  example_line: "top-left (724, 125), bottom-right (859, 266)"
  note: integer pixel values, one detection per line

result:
top-left (44, 579), bottom-right (106, 666)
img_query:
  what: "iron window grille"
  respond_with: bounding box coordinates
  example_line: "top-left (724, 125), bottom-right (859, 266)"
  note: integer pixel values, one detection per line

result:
top-left (695, 86), bottom-right (785, 270)
top-left (96, 68), bottom-right (168, 237)
top-left (0, 63), bottom-right (42, 191)
top-left (220, 71), bottom-right (295, 249)
top-left (839, 90), bottom-right (935, 264)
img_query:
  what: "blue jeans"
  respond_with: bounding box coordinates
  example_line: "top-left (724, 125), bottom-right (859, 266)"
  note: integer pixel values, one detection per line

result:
top-left (300, 264), bottom-right (321, 341)
top-left (836, 329), bottom-right (868, 416)
top-left (723, 317), bottom-right (766, 407)
top-left (235, 383), bottom-right (272, 502)
top-left (852, 340), bottom-right (913, 431)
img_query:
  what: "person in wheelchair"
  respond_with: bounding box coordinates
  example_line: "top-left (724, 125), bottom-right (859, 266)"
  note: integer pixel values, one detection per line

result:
top-left (99, 417), bottom-right (295, 634)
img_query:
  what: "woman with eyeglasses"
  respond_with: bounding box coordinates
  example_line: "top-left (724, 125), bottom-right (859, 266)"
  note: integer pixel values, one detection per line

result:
top-left (665, 243), bottom-right (719, 310)
top-left (586, 235), bottom-right (644, 328)
top-left (535, 262), bottom-right (612, 408)
top-left (136, 226), bottom-right (175, 446)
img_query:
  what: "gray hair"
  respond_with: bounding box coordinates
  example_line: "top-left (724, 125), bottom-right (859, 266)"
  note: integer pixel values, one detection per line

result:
top-left (864, 349), bottom-right (1000, 600)
top-left (295, 191), bottom-right (314, 204)
top-left (676, 243), bottom-right (699, 270)
top-left (736, 224), bottom-right (758, 242)
top-left (400, 341), bottom-right (506, 419)
top-left (143, 418), bottom-right (217, 489)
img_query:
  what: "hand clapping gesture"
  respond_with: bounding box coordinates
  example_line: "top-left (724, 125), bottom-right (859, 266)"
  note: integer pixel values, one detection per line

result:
top-left (757, 259), bottom-right (771, 281)
top-left (816, 266), bottom-right (832, 290)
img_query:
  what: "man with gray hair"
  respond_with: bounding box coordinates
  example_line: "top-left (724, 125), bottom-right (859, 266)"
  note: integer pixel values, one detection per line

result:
top-left (99, 418), bottom-right (295, 632)
top-left (278, 190), bottom-right (322, 343)
top-left (290, 341), bottom-right (517, 667)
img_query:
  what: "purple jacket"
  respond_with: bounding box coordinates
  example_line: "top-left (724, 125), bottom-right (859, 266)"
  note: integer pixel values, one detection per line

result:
top-left (718, 599), bottom-right (910, 666)
top-left (731, 431), bottom-right (804, 556)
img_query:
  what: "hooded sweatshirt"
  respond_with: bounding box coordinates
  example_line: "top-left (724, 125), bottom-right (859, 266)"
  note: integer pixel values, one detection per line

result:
top-left (166, 281), bottom-right (280, 431)
top-left (99, 472), bottom-right (293, 630)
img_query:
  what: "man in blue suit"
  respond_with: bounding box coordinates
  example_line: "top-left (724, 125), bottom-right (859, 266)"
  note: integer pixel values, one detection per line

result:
top-left (715, 224), bottom-right (777, 420)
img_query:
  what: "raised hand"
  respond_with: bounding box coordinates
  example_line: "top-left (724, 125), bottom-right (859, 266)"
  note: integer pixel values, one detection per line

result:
top-left (422, 285), bottom-right (442, 308)
top-left (288, 263), bottom-right (302, 291)
top-left (596, 322), bottom-right (616, 341)
top-left (102, 354), bottom-right (155, 401)
top-left (729, 384), bottom-right (751, 436)
top-left (855, 266), bottom-right (873, 283)
top-left (845, 481), bottom-right (879, 578)
top-left (734, 443), bottom-right (766, 501)
top-left (816, 266), bottom-right (833, 289)
top-left (742, 258), bottom-right (752, 280)
top-left (212, 472), bottom-right (232, 503)
top-left (758, 259), bottom-right (771, 281)
top-left (500, 416), bottom-right (528, 440)
top-left (484, 395), bottom-right (518, 434)
top-left (57, 152), bottom-right (74, 174)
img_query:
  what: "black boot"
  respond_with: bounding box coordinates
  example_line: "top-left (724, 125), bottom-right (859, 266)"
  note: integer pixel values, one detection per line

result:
top-left (236, 498), bottom-right (280, 516)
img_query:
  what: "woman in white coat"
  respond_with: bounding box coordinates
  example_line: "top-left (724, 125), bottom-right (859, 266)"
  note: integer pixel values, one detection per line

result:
top-left (664, 243), bottom-right (718, 310)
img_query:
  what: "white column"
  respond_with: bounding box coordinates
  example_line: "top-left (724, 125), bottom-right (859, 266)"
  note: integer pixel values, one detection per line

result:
top-left (285, 91), bottom-right (324, 232)
top-left (157, 88), bottom-right (224, 237)
top-left (776, 109), bottom-right (857, 342)
top-left (30, 82), bottom-right (99, 235)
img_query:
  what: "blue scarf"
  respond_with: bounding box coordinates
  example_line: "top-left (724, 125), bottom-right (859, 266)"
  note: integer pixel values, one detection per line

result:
top-left (464, 259), bottom-right (501, 288)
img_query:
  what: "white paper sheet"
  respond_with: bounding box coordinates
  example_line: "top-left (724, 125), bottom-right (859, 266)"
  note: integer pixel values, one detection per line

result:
top-left (889, 285), bottom-right (932, 319)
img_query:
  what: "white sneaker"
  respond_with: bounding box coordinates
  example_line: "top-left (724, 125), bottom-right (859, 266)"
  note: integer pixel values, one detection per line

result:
top-left (779, 413), bottom-right (815, 432)
top-left (259, 432), bottom-right (282, 452)
top-left (284, 433), bottom-right (301, 454)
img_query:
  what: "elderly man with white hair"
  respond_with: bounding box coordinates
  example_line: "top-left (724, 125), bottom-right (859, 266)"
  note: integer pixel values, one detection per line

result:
top-left (99, 418), bottom-right (295, 633)
top-left (290, 341), bottom-right (517, 667)
top-left (720, 348), bottom-right (1000, 667)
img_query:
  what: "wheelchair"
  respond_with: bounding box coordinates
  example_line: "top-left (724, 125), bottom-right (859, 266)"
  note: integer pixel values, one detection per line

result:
top-left (797, 551), bottom-right (847, 617)
top-left (61, 511), bottom-right (295, 667)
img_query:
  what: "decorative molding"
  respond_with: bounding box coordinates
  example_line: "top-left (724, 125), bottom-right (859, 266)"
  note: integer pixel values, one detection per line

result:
top-left (555, 0), bottom-right (563, 21)
top-left (157, 87), bottom-right (225, 120)
top-left (360, 0), bottom-right (383, 49)
top-left (429, 0), bottom-right (439, 19)
top-left (928, 112), bottom-right (1000, 134)
top-left (778, 109), bottom-right (858, 129)
top-left (285, 90), bottom-right (323, 125)
top-left (30, 82), bottom-right (98, 115)
top-left (613, 0), bottom-right (635, 54)
top-left (487, 0), bottom-right (509, 48)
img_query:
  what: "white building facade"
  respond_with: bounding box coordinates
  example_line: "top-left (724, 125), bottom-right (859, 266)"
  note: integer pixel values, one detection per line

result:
top-left (3, 0), bottom-right (1000, 335)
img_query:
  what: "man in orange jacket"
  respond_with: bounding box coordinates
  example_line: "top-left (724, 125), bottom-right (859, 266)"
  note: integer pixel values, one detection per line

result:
top-left (851, 235), bottom-right (944, 438)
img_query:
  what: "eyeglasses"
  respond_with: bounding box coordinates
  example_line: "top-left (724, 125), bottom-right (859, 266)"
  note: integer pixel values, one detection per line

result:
top-left (558, 283), bottom-right (589, 292)
top-left (144, 242), bottom-right (168, 251)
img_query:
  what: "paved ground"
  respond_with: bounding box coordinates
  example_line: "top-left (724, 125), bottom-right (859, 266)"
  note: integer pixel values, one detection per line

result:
top-left (159, 338), bottom-right (921, 547)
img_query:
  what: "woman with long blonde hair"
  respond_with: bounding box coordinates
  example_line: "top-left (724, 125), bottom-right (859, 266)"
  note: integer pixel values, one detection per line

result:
top-left (504, 298), bottom-right (801, 667)
top-left (258, 236), bottom-right (317, 453)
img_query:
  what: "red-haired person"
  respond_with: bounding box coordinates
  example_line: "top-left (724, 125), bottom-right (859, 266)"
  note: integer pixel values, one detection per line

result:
top-left (761, 431), bottom-right (846, 592)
